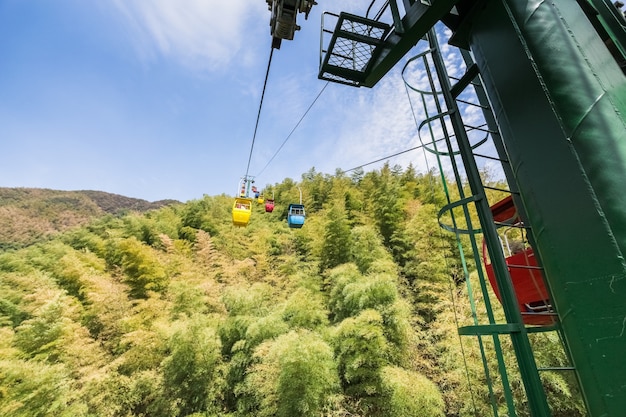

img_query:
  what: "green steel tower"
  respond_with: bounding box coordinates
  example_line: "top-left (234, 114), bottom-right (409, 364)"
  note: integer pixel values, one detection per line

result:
top-left (319, 1), bottom-right (626, 416)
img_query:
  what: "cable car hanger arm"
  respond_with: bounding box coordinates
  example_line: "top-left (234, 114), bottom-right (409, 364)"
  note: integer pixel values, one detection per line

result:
top-left (266, 0), bottom-right (317, 49)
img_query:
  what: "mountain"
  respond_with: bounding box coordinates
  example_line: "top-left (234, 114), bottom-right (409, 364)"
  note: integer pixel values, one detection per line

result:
top-left (0, 187), bottom-right (179, 249)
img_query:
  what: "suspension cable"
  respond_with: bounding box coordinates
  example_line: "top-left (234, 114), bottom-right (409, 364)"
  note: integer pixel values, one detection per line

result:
top-left (245, 46), bottom-right (275, 179)
top-left (255, 81), bottom-right (330, 178)
top-left (339, 136), bottom-right (447, 174)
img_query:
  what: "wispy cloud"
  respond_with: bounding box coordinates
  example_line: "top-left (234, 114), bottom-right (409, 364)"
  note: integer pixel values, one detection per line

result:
top-left (299, 24), bottom-right (499, 180)
top-left (110, 0), bottom-right (267, 72)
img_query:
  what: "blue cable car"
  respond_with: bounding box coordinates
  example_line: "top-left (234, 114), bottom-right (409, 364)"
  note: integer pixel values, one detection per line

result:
top-left (287, 203), bottom-right (305, 228)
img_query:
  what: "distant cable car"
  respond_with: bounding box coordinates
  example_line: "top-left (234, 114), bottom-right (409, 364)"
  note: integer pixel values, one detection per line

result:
top-left (265, 199), bottom-right (275, 213)
top-left (483, 196), bottom-right (555, 325)
top-left (232, 197), bottom-right (253, 227)
top-left (258, 195), bottom-right (265, 204)
top-left (287, 203), bottom-right (305, 228)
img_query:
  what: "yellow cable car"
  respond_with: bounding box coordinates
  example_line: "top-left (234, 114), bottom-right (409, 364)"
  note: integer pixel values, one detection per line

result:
top-left (258, 195), bottom-right (265, 204)
top-left (232, 197), bottom-right (253, 227)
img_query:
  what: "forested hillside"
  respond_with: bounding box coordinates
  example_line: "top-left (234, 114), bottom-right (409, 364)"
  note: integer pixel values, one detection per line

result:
top-left (0, 188), bottom-right (178, 250)
top-left (0, 165), bottom-right (584, 417)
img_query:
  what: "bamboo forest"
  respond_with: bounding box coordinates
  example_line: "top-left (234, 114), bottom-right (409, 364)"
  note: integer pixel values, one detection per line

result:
top-left (0, 167), bottom-right (585, 416)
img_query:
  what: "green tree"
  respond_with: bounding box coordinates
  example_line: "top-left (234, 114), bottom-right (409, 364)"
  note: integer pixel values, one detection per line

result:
top-left (179, 195), bottom-right (230, 237)
top-left (332, 310), bottom-right (389, 406)
top-left (328, 265), bottom-right (398, 323)
top-left (0, 360), bottom-right (85, 417)
top-left (108, 237), bottom-right (168, 298)
top-left (301, 167), bottom-right (332, 211)
top-left (320, 205), bottom-right (353, 271)
top-left (326, 263), bottom-right (364, 322)
top-left (344, 187), bottom-right (365, 225)
top-left (404, 203), bottom-right (460, 323)
top-left (415, 168), bottom-right (447, 206)
top-left (219, 284), bottom-right (287, 412)
top-left (351, 167), bottom-right (364, 183)
top-left (13, 298), bottom-right (65, 362)
top-left (350, 226), bottom-right (392, 274)
top-left (63, 228), bottom-right (106, 256)
top-left (162, 317), bottom-right (223, 416)
top-left (243, 330), bottom-right (340, 417)
top-left (370, 164), bottom-right (406, 251)
top-left (380, 366), bottom-right (445, 417)
top-left (83, 370), bottom-right (173, 417)
top-left (282, 288), bottom-right (328, 330)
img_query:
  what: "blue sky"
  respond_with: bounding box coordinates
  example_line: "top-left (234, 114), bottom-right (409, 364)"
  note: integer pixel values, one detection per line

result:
top-left (0, 1), bottom-right (485, 202)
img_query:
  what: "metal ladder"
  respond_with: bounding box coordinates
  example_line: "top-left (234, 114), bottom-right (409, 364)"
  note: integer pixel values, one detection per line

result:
top-left (404, 29), bottom-right (580, 417)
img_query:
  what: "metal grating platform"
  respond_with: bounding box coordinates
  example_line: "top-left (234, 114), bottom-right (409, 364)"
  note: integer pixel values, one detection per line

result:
top-left (319, 12), bottom-right (391, 87)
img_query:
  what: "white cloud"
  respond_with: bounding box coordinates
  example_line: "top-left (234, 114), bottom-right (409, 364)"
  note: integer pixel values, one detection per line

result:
top-left (318, 28), bottom-right (502, 180)
top-left (110, 0), bottom-right (267, 72)
top-left (229, 9), bottom-right (503, 187)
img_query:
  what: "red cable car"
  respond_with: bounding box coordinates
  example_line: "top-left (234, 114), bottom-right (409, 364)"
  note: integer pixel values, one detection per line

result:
top-left (265, 199), bottom-right (275, 213)
top-left (483, 196), bottom-right (556, 326)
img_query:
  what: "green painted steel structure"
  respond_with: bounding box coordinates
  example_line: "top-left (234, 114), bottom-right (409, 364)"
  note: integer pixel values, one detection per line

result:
top-left (319, 0), bottom-right (626, 415)
top-left (426, 30), bottom-right (553, 416)
top-left (458, 2), bottom-right (626, 416)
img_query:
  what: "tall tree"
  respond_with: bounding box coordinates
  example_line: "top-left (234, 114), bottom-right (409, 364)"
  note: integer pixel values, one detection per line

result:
top-left (162, 317), bottom-right (223, 415)
top-left (242, 330), bottom-right (340, 417)
top-left (372, 165), bottom-right (400, 244)
top-left (319, 205), bottom-right (353, 271)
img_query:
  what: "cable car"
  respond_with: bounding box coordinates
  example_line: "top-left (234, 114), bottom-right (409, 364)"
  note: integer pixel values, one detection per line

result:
top-left (265, 199), bottom-right (275, 213)
top-left (232, 197), bottom-right (253, 227)
top-left (287, 203), bottom-right (305, 228)
top-left (258, 195), bottom-right (265, 204)
top-left (483, 196), bottom-right (556, 325)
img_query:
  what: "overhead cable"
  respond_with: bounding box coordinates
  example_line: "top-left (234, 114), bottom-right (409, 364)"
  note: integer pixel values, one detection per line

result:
top-left (245, 46), bottom-right (275, 179)
top-left (255, 81), bottom-right (330, 178)
top-left (340, 136), bottom-right (446, 174)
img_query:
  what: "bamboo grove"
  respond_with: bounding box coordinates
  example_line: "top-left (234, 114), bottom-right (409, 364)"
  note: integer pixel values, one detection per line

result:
top-left (0, 164), bottom-right (585, 417)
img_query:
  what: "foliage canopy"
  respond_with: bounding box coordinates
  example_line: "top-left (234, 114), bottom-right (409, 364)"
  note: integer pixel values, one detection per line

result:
top-left (0, 167), bottom-right (584, 416)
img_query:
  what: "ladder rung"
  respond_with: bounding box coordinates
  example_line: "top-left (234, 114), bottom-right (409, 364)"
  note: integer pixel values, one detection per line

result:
top-left (457, 98), bottom-right (491, 110)
top-left (522, 312), bottom-right (557, 316)
top-left (474, 153), bottom-right (509, 163)
top-left (483, 185), bottom-right (512, 193)
top-left (458, 323), bottom-right (523, 336)
top-left (464, 123), bottom-right (497, 134)
top-left (526, 323), bottom-right (560, 333)
top-left (494, 221), bottom-right (530, 229)
top-left (507, 264), bottom-right (543, 270)
top-left (450, 62), bottom-right (479, 97)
